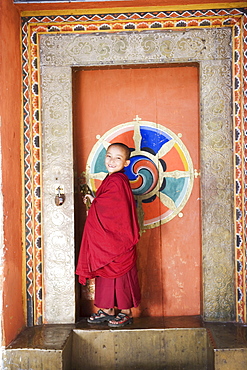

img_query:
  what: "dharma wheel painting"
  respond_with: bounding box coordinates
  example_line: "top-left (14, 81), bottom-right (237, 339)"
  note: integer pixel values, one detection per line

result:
top-left (86, 118), bottom-right (194, 230)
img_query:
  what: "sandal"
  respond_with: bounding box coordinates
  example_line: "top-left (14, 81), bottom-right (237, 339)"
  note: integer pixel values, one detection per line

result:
top-left (87, 309), bottom-right (115, 324)
top-left (108, 313), bottom-right (133, 327)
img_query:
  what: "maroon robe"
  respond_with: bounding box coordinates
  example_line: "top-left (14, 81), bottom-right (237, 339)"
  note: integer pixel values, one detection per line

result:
top-left (94, 265), bottom-right (141, 309)
top-left (76, 170), bottom-right (140, 285)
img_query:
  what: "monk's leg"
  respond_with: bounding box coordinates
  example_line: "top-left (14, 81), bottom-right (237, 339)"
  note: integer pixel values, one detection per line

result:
top-left (115, 265), bottom-right (141, 315)
top-left (92, 265), bottom-right (140, 321)
top-left (94, 276), bottom-right (115, 315)
top-left (107, 266), bottom-right (140, 326)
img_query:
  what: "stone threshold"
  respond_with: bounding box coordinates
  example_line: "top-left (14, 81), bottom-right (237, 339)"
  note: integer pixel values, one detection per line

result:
top-left (3, 316), bottom-right (247, 369)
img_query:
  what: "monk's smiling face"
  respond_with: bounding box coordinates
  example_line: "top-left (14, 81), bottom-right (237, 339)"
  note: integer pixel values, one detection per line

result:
top-left (105, 145), bottom-right (130, 174)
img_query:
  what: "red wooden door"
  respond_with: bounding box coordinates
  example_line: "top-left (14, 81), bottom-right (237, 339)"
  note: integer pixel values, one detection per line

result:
top-left (73, 64), bottom-right (201, 317)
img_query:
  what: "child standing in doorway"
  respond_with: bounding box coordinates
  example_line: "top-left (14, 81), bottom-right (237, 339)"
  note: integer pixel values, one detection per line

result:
top-left (76, 143), bottom-right (141, 327)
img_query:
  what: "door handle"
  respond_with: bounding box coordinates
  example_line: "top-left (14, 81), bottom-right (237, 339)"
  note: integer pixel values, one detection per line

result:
top-left (55, 185), bottom-right (65, 206)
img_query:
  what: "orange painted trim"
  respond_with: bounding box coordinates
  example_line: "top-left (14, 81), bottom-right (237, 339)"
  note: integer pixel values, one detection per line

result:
top-left (29, 13), bottom-right (242, 26)
top-left (20, 2), bottom-right (247, 17)
top-left (232, 21), bottom-right (238, 322)
top-left (27, 22), bottom-right (44, 325)
top-left (231, 14), bottom-right (246, 322)
top-left (239, 15), bottom-right (246, 322)
top-left (29, 14), bottom-right (241, 38)
top-left (27, 23), bottom-right (36, 322)
top-left (36, 40), bottom-right (45, 324)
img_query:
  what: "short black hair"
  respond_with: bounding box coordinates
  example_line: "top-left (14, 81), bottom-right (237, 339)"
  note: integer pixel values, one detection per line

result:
top-left (108, 142), bottom-right (131, 160)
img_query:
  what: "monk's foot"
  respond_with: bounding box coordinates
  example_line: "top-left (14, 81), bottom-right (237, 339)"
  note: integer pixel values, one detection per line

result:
top-left (103, 308), bottom-right (115, 315)
top-left (120, 309), bottom-right (132, 317)
top-left (108, 312), bottom-right (133, 327)
top-left (87, 309), bottom-right (115, 324)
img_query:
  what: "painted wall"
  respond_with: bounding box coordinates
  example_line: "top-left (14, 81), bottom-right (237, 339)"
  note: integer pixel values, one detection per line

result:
top-left (0, 0), bottom-right (24, 346)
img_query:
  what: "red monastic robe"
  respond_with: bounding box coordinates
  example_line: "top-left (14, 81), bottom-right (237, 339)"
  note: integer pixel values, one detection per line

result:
top-left (76, 170), bottom-right (140, 285)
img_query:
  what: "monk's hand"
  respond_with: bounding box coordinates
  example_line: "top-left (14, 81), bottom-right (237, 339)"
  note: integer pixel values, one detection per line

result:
top-left (83, 194), bottom-right (94, 204)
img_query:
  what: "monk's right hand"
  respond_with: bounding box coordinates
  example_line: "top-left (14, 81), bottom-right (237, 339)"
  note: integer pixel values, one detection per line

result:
top-left (83, 194), bottom-right (94, 204)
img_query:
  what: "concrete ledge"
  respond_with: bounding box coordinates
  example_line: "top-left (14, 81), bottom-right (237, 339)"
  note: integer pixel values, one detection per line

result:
top-left (72, 327), bottom-right (211, 369)
top-left (3, 317), bottom-right (247, 369)
top-left (205, 321), bottom-right (247, 370)
top-left (3, 325), bottom-right (73, 370)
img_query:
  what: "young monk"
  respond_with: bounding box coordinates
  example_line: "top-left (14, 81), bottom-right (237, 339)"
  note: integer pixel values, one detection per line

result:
top-left (76, 143), bottom-right (141, 327)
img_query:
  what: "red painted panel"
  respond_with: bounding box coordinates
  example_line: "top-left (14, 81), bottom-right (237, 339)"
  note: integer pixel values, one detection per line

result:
top-left (73, 64), bottom-right (201, 317)
top-left (0, 0), bottom-right (25, 345)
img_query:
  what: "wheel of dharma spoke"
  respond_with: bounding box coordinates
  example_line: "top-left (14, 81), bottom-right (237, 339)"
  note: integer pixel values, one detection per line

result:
top-left (86, 118), bottom-right (194, 230)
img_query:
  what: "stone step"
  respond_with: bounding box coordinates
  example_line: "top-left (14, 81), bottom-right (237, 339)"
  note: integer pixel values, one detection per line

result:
top-left (205, 321), bottom-right (247, 370)
top-left (4, 316), bottom-right (247, 369)
top-left (4, 325), bottom-right (73, 370)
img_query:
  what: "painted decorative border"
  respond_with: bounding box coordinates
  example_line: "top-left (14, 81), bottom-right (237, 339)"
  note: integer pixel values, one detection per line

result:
top-left (21, 7), bottom-right (247, 325)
